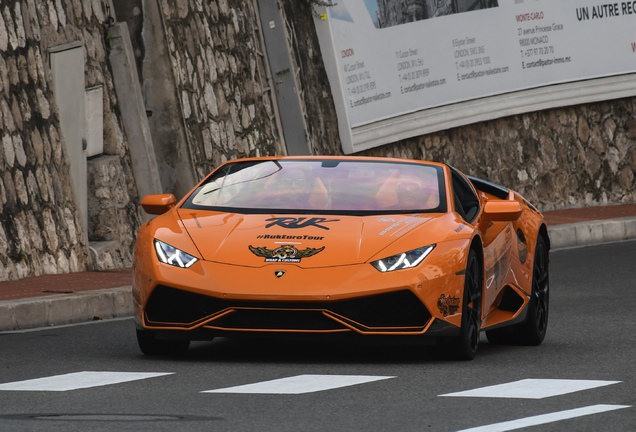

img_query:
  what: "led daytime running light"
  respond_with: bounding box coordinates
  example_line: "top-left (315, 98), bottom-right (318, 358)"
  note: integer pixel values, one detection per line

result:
top-left (371, 245), bottom-right (435, 272)
top-left (154, 240), bottom-right (198, 268)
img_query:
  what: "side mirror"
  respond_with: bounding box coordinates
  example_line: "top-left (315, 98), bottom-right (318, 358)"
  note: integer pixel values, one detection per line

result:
top-left (483, 200), bottom-right (522, 222)
top-left (141, 194), bottom-right (177, 215)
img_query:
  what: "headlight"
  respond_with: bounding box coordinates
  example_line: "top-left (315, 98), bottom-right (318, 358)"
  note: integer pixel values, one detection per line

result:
top-left (154, 240), bottom-right (198, 268)
top-left (371, 245), bottom-right (435, 272)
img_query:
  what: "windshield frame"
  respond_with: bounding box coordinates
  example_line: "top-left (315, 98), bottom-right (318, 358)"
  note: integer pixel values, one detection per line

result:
top-left (181, 159), bottom-right (448, 216)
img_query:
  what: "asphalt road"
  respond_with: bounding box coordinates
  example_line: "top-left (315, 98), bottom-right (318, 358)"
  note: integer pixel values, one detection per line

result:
top-left (0, 240), bottom-right (634, 432)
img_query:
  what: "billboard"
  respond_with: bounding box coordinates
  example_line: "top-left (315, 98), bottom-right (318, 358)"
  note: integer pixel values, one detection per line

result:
top-left (313, 0), bottom-right (636, 154)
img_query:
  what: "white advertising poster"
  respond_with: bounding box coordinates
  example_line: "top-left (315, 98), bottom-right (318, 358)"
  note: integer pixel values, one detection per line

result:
top-left (313, 0), bottom-right (636, 154)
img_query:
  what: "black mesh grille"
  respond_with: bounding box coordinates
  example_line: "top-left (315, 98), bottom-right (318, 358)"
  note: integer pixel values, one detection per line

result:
top-left (145, 285), bottom-right (431, 332)
top-left (212, 309), bottom-right (344, 331)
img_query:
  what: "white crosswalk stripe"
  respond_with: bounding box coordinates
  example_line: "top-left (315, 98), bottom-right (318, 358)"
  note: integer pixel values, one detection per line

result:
top-left (440, 379), bottom-right (630, 431)
top-left (438, 378), bottom-right (621, 399)
top-left (0, 371), bottom-right (629, 430)
top-left (454, 404), bottom-right (631, 432)
top-left (0, 371), bottom-right (174, 392)
top-left (202, 374), bottom-right (396, 394)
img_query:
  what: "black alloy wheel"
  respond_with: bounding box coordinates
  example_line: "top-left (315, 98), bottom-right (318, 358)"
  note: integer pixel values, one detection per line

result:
top-left (449, 249), bottom-right (482, 360)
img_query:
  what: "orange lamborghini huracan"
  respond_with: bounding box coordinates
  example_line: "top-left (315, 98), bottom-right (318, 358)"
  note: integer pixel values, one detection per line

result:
top-left (133, 157), bottom-right (549, 360)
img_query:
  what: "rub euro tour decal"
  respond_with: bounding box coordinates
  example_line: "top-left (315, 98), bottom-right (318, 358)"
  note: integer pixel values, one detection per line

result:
top-left (256, 234), bottom-right (325, 241)
top-left (437, 294), bottom-right (460, 317)
top-left (265, 217), bottom-right (339, 230)
top-left (249, 244), bottom-right (325, 263)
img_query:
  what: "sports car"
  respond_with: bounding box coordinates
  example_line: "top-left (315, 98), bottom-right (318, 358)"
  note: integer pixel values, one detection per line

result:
top-left (133, 156), bottom-right (549, 360)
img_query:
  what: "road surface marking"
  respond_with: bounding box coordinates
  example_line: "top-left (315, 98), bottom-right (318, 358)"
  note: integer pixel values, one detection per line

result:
top-left (202, 374), bottom-right (395, 394)
top-left (0, 371), bottom-right (174, 392)
top-left (455, 404), bottom-right (631, 432)
top-left (439, 378), bottom-right (621, 399)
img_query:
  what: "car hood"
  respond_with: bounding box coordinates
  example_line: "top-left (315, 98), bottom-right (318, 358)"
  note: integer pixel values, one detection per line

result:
top-left (177, 210), bottom-right (437, 268)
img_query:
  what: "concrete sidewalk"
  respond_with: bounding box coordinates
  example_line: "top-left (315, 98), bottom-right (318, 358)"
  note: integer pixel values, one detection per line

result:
top-left (1, 204), bottom-right (636, 331)
top-left (0, 268), bottom-right (133, 332)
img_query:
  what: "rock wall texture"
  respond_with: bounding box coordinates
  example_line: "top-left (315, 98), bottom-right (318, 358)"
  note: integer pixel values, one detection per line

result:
top-left (358, 99), bottom-right (636, 211)
top-left (280, 0), bottom-right (340, 155)
top-left (0, 0), bottom-right (141, 281)
top-left (157, 0), bottom-right (282, 179)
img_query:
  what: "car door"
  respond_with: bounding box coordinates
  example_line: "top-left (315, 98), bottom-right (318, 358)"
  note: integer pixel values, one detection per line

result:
top-left (450, 167), bottom-right (513, 315)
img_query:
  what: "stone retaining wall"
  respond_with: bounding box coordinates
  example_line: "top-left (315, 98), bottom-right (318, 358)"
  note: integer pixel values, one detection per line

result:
top-left (280, 0), bottom-right (341, 155)
top-left (0, 0), bottom-right (140, 281)
top-left (156, 0), bottom-right (282, 178)
top-left (358, 99), bottom-right (636, 211)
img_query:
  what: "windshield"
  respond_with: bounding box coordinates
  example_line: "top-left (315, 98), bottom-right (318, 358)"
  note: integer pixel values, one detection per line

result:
top-left (183, 159), bottom-right (446, 215)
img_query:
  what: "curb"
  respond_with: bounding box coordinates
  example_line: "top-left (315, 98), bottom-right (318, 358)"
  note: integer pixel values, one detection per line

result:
top-left (0, 286), bottom-right (132, 332)
top-left (547, 216), bottom-right (636, 249)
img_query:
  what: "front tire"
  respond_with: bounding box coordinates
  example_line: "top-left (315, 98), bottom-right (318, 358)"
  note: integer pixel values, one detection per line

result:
top-left (449, 249), bottom-right (482, 360)
top-left (136, 329), bottom-right (190, 356)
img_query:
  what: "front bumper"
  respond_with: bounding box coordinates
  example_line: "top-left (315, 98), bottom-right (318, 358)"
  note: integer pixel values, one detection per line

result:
top-left (144, 285), bottom-right (440, 334)
top-left (133, 241), bottom-right (466, 339)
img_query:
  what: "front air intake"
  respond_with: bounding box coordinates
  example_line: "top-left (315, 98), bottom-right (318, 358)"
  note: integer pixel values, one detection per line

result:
top-left (144, 286), bottom-right (431, 332)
